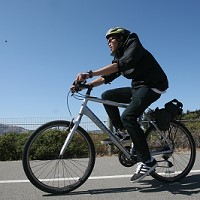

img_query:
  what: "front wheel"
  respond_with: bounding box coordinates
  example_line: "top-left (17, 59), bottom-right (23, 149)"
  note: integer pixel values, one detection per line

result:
top-left (22, 120), bottom-right (95, 194)
top-left (146, 120), bottom-right (196, 183)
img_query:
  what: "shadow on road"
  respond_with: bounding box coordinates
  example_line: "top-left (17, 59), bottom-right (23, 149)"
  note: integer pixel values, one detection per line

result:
top-left (139, 173), bottom-right (200, 195)
top-left (44, 173), bottom-right (200, 197)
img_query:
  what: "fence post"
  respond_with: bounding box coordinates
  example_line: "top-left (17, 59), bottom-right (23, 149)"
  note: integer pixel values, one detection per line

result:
top-left (107, 117), bottom-right (114, 156)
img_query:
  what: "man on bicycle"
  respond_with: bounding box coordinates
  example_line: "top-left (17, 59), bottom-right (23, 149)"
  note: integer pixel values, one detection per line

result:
top-left (72, 27), bottom-right (168, 182)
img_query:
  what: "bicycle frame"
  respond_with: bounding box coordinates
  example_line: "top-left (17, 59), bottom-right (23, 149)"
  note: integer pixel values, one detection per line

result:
top-left (60, 94), bottom-right (173, 158)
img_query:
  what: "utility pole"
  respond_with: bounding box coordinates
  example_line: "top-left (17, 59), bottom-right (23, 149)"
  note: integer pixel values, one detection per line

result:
top-left (107, 117), bottom-right (114, 155)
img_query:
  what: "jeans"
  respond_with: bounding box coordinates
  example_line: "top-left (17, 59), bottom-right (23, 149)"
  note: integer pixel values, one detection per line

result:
top-left (101, 87), bottom-right (161, 162)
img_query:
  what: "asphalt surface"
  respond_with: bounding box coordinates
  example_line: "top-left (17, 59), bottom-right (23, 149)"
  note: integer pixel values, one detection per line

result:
top-left (0, 152), bottom-right (200, 200)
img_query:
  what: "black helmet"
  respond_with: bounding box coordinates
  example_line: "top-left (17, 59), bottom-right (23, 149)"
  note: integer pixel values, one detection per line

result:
top-left (106, 27), bottom-right (130, 39)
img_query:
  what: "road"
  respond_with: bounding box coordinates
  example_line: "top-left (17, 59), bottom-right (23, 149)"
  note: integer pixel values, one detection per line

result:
top-left (0, 152), bottom-right (200, 200)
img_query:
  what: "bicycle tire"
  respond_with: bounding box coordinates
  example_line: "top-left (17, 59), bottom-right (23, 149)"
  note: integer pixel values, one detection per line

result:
top-left (146, 120), bottom-right (196, 183)
top-left (22, 120), bottom-right (95, 194)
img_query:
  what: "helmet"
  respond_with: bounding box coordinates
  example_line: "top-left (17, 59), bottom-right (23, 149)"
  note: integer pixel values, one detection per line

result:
top-left (106, 27), bottom-right (130, 39)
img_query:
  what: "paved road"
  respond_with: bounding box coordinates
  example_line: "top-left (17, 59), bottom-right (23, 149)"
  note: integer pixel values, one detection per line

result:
top-left (0, 152), bottom-right (200, 200)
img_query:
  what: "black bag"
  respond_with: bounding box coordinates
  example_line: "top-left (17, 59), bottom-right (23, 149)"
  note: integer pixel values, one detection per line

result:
top-left (155, 99), bottom-right (183, 131)
top-left (165, 99), bottom-right (183, 119)
top-left (155, 108), bottom-right (172, 131)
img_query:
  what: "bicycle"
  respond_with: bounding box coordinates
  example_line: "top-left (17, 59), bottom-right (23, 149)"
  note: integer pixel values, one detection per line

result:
top-left (22, 82), bottom-right (196, 194)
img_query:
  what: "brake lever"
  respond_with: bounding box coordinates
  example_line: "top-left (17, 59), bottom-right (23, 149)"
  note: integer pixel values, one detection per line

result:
top-left (71, 80), bottom-right (93, 95)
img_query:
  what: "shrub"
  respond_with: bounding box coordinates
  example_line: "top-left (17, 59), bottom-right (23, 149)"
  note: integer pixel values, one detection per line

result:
top-left (0, 117), bottom-right (200, 161)
top-left (0, 133), bottom-right (30, 161)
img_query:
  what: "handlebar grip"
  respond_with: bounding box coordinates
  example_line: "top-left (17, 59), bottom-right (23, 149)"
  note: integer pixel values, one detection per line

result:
top-left (72, 81), bottom-right (93, 94)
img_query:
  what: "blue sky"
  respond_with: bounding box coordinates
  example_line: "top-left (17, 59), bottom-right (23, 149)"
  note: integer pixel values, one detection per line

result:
top-left (0, 0), bottom-right (200, 119)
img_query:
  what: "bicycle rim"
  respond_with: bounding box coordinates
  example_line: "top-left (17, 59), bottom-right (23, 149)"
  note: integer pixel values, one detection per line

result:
top-left (22, 120), bottom-right (95, 194)
top-left (146, 121), bottom-right (196, 182)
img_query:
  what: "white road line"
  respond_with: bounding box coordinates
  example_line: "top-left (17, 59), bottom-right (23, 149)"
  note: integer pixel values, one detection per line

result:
top-left (0, 170), bottom-right (199, 184)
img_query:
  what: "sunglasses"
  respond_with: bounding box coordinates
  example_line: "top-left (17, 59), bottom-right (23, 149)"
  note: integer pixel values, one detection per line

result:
top-left (107, 37), bottom-right (118, 44)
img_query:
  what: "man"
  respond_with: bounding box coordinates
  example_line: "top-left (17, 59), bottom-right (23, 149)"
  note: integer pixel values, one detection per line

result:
top-left (71, 27), bottom-right (168, 182)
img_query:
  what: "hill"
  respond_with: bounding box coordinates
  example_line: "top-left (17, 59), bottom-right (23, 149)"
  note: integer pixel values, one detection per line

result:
top-left (0, 123), bottom-right (28, 134)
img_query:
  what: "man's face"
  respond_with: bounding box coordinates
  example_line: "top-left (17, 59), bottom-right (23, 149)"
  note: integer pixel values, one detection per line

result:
top-left (107, 36), bottom-right (119, 54)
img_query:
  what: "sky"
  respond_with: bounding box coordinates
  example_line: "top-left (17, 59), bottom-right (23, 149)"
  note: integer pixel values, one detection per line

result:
top-left (0, 0), bottom-right (200, 120)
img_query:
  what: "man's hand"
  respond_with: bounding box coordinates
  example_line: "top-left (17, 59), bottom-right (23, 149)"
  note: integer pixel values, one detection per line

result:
top-left (75, 72), bottom-right (89, 83)
top-left (70, 82), bottom-right (86, 93)
top-left (70, 85), bottom-right (76, 93)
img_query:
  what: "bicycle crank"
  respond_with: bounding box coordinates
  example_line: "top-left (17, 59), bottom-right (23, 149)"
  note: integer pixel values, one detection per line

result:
top-left (118, 146), bottom-right (137, 167)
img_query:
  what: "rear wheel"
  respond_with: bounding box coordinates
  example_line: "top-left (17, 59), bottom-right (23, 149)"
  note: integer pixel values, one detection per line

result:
top-left (22, 120), bottom-right (95, 194)
top-left (146, 121), bottom-right (196, 182)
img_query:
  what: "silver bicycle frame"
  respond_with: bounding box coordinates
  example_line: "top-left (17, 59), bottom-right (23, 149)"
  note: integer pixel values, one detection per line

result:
top-left (60, 95), bottom-right (131, 158)
top-left (60, 95), bottom-right (173, 158)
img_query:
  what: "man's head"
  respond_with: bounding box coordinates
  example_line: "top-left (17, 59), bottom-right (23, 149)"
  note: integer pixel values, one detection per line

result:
top-left (106, 27), bottom-right (130, 55)
top-left (106, 27), bottom-right (130, 39)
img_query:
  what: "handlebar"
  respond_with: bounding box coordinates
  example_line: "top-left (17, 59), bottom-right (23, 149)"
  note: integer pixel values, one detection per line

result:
top-left (72, 81), bottom-right (93, 95)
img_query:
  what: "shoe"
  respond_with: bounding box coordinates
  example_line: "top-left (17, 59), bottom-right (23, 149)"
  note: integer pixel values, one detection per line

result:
top-left (101, 130), bottom-right (130, 144)
top-left (130, 158), bottom-right (158, 183)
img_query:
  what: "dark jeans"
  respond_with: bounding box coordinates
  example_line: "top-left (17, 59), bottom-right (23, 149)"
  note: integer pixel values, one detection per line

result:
top-left (101, 87), bottom-right (161, 162)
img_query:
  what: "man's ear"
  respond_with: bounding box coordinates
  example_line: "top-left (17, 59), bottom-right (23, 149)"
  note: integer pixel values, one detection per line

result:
top-left (117, 35), bottom-right (124, 46)
top-left (119, 35), bottom-right (124, 40)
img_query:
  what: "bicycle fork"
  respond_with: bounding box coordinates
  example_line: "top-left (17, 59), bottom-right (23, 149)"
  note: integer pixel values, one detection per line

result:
top-left (59, 101), bottom-right (86, 157)
top-left (59, 116), bottom-right (82, 157)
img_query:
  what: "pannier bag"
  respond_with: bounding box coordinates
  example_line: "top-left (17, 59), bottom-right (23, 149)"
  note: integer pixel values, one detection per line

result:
top-left (155, 99), bottom-right (183, 131)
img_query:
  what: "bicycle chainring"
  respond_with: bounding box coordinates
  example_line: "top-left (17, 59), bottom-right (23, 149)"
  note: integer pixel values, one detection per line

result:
top-left (118, 146), bottom-right (137, 167)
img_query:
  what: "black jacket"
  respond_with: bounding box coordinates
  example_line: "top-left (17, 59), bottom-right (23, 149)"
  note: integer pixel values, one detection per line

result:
top-left (103, 33), bottom-right (168, 91)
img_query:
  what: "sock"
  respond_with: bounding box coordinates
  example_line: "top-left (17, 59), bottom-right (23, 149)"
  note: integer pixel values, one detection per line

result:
top-left (145, 157), bottom-right (154, 164)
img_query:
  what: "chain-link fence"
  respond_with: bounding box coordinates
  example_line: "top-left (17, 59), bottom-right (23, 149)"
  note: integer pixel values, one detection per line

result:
top-left (0, 117), bottom-right (199, 142)
top-left (0, 116), bottom-right (109, 134)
